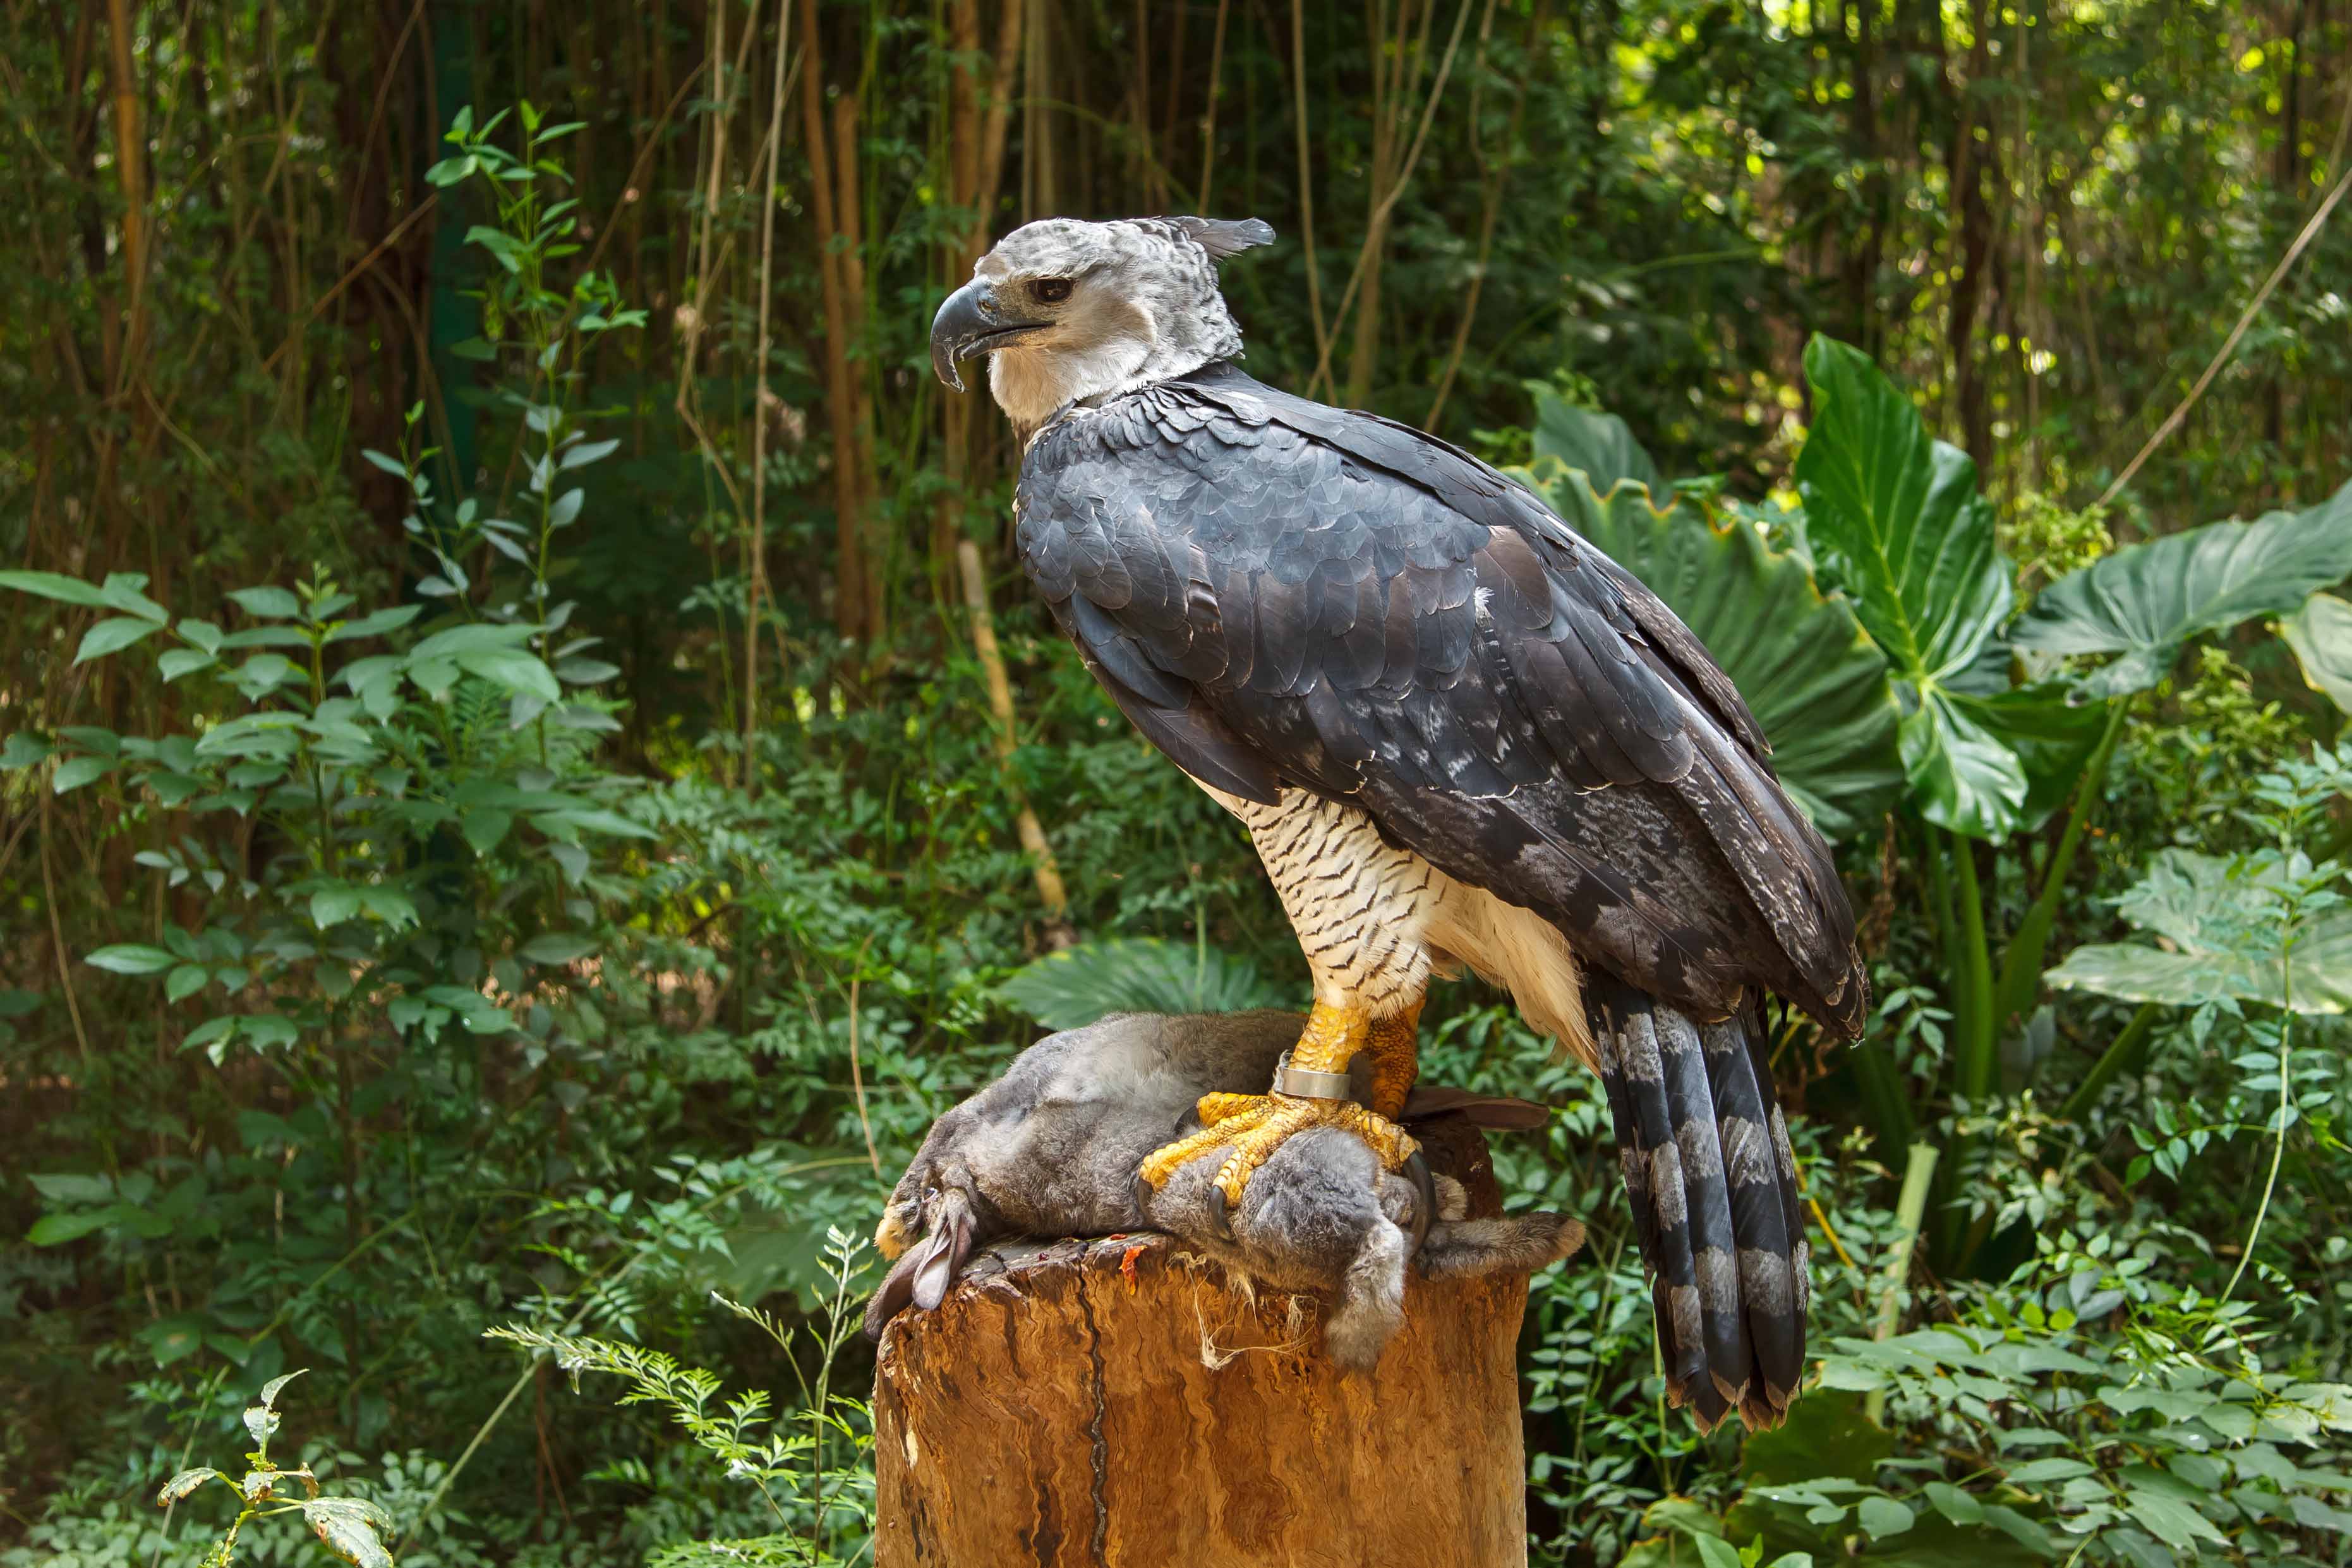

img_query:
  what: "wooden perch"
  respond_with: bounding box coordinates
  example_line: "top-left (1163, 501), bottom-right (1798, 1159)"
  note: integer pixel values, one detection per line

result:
top-left (871, 1121), bottom-right (1533, 1566)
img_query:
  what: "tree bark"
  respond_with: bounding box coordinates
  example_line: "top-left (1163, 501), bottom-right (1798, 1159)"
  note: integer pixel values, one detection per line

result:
top-left (872, 1121), bottom-right (1530, 1567)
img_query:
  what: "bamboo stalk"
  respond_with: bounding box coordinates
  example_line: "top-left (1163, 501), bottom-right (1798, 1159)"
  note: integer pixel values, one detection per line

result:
top-left (956, 540), bottom-right (1070, 929)
top-left (1865, 1142), bottom-right (1940, 1425)
top-left (744, 0), bottom-right (795, 792)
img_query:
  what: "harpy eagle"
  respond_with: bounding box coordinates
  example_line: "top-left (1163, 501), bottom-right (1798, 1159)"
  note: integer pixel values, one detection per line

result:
top-left (929, 215), bottom-right (1866, 1429)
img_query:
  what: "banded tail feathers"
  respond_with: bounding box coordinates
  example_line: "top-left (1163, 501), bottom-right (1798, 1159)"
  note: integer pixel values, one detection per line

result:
top-left (1587, 978), bottom-right (1810, 1431)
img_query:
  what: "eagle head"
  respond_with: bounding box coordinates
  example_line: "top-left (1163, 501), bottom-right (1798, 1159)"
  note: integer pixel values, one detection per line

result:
top-left (931, 216), bottom-right (1274, 431)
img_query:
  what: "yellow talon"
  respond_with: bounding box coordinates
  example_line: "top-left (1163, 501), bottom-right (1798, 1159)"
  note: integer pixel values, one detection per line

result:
top-left (1132, 997), bottom-right (1425, 1215)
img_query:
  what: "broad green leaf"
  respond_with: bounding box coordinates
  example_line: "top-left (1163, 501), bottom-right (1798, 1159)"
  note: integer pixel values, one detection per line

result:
top-left (1530, 385), bottom-right (1662, 493)
top-left (75, 617), bottom-right (162, 663)
top-left (325, 604), bottom-right (425, 644)
top-left (1953, 681), bottom-right (2113, 829)
top-left (229, 586), bottom-right (303, 620)
top-left (310, 888), bottom-right (363, 929)
top-left (87, 944), bottom-right (178, 975)
top-left (1921, 1482), bottom-right (1983, 1525)
top-left (2283, 592), bottom-right (2352, 713)
top-left (2006, 1457), bottom-right (2095, 1482)
top-left (302, 1497), bottom-right (395, 1568)
top-left (1000, 938), bottom-right (1294, 1030)
top-left (456, 648), bottom-right (561, 702)
top-left (1855, 1496), bottom-right (1915, 1538)
top-left (1796, 336), bottom-right (2013, 687)
top-left (28, 1207), bottom-right (133, 1245)
top-left (547, 487), bottom-right (586, 528)
top-left (1526, 466), bottom-right (1902, 837)
top-left (2124, 1489), bottom-right (2227, 1550)
top-left (2044, 849), bottom-right (2352, 1014)
top-left (243, 1401), bottom-right (280, 1446)
top-left (519, 932), bottom-right (598, 965)
top-left (2016, 477), bottom-right (2352, 698)
top-left (1689, 1536), bottom-right (1742, 1568)
top-left (1, 732), bottom-right (54, 769)
top-left (156, 1468), bottom-right (223, 1505)
top-left (99, 574), bottom-right (170, 621)
top-left (1796, 335), bottom-right (2025, 838)
top-left (166, 965), bottom-right (208, 1003)
top-left (1897, 687), bottom-right (2026, 840)
top-left (462, 808), bottom-right (513, 855)
top-left (157, 649), bottom-right (215, 682)
top-left (0, 570), bottom-right (115, 607)
top-left (412, 622), bottom-right (539, 659)
top-left (55, 752), bottom-right (114, 790)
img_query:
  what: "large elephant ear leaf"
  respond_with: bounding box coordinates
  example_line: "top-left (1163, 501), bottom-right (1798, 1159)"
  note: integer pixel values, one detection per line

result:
top-left (2281, 591), bottom-right (2352, 714)
top-left (1530, 384), bottom-right (1663, 495)
top-left (1794, 335), bottom-right (2034, 838)
top-left (2013, 478), bottom-right (2352, 701)
top-left (1529, 463), bottom-right (1903, 839)
top-left (2044, 849), bottom-right (2352, 1015)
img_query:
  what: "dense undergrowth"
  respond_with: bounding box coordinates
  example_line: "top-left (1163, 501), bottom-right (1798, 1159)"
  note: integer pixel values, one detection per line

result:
top-left (8, 4), bottom-right (2352, 1562)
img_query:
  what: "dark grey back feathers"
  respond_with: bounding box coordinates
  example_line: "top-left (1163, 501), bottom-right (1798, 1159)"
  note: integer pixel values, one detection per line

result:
top-left (1014, 361), bottom-right (1866, 1038)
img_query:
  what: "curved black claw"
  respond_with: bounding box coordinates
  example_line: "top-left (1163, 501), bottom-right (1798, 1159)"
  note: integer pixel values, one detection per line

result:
top-left (1132, 1169), bottom-right (1156, 1219)
top-left (1404, 1151), bottom-right (1436, 1255)
top-left (1204, 1178), bottom-right (1235, 1243)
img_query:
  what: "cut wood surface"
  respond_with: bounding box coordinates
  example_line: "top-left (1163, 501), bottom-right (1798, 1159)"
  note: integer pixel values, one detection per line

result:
top-left (872, 1120), bottom-right (1531, 1567)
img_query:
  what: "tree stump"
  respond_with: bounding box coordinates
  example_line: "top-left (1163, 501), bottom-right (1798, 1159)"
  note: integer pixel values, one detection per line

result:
top-left (871, 1121), bottom-right (1531, 1567)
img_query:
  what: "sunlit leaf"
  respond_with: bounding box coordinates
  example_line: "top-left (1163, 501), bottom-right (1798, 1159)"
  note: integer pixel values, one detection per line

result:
top-left (87, 944), bottom-right (178, 975)
top-left (1795, 335), bottom-right (2028, 838)
top-left (155, 1468), bottom-right (222, 1506)
top-left (303, 1497), bottom-right (395, 1568)
top-left (2015, 478), bottom-right (2352, 699)
top-left (2044, 849), bottom-right (2352, 1014)
top-left (2282, 592), bottom-right (2352, 713)
top-left (76, 617), bottom-right (163, 663)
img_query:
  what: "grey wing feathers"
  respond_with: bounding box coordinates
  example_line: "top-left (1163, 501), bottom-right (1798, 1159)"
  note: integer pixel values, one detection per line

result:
top-left (1016, 364), bottom-right (1864, 1036)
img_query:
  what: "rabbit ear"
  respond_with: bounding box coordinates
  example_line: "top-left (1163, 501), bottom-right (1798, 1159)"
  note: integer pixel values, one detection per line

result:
top-left (863, 1248), bottom-right (926, 1341)
top-left (1401, 1085), bottom-right (1552, 1130)
top-left (910, 1192), bottom-right (976, 1312)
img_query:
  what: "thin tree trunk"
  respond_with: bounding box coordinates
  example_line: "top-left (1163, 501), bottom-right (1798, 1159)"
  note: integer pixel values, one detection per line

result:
top-left (958, 541), bottom-right (1070, 931)
top-left (800, 1), bottom-right (869, 644)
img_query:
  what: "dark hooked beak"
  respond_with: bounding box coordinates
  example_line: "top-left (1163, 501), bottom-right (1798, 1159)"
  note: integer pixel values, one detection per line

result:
top-left (929, 280), bottom-right (1048, 392)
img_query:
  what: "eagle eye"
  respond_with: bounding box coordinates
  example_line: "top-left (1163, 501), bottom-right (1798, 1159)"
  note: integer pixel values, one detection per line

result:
top-left (1029, 277), bottom-right (1075, 306)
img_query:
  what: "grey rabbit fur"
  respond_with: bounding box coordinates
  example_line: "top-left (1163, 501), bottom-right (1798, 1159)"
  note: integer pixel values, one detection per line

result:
top-left (867, 1010), bottom-right (1585, 1367)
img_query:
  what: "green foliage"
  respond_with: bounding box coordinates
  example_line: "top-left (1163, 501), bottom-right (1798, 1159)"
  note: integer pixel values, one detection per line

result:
top-left (154, 1372), bottom-right (397, 1568)
top-left (488, 1230), bottom-right (877, 1567)
top-left (998, 937), bottom-right (1294, 1030)
top-left (2015, 482), bottom-right (2352, 701)
top-left (1529, 383), bottom-right (1667, 495)
top-left (8, 14), bottom-right (2352, 1562)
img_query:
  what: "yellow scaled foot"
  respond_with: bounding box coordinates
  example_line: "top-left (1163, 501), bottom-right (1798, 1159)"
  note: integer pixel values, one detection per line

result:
top-left (1133, 999), bottom-right (1422, 1216)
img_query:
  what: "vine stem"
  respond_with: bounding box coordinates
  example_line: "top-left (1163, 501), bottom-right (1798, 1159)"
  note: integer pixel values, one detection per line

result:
top-left (2222, 937), bottom-right (2295, 1303)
